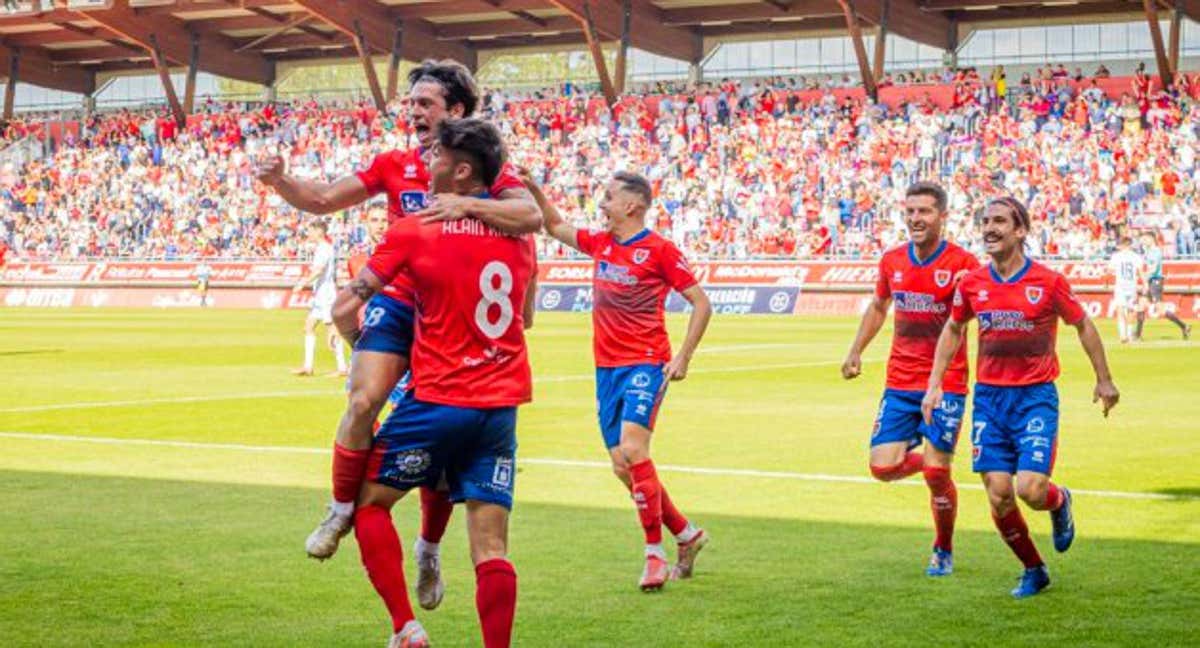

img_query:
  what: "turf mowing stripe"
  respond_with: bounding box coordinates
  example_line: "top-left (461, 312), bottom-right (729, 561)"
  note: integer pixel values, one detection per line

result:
top-left (0, 361), bottom-right (850, 413)
top-left (1, 431), bottom-right (1191, 502)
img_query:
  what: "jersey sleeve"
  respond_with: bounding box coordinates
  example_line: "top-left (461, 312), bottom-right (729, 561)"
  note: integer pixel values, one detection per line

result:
top-left (489, 163), bottom-right (526, 195)
top-left (1052, 274), bottom-right (1087, 325)
top-left (575, 228), bottom-right (603, 257)
top-left (355, 153), bottom-right (390, 197)
top-left (658, 241), bottom-right (699, 292)
top-left (874, 257), bottom-right (891, 299)
top-left (950, 282), bottom-right (975, 323)
top-left (365, 220), bottom-right (418, 286)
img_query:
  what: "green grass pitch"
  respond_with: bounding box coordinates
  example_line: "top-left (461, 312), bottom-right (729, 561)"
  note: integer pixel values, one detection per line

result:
top-left (1, 308), bottom-right (1197, 647)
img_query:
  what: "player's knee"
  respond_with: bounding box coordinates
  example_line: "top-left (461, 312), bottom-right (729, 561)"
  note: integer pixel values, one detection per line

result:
top-left (922, 465), bottom-right (951, 488)
top-left (869, 462), bottom-right (905, 482)
top-left (611, 461), bottom-right (631, 484)
top-left (1016, 480), bottom-right (1047, 506)
top-left (618, 440), bottom-right (648, 465)
top-left (986, 486), bottom-right (1016, 513)
top-left (346, 388), bottom-right (384, 422)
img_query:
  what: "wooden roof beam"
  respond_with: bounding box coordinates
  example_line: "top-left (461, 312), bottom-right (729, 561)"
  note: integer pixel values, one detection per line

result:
top-left (0, 43), bottom-right (95, 94)
top-left (289, 0), bottom-right (473, 64)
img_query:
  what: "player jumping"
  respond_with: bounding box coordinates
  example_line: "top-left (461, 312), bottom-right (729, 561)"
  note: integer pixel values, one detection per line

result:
top-left (842, 182), bottom-right (980, 576)
top-left (1107, 237), bottom-right (1144, 344)
top-left (256, 59), bottom-right (540, 604)
top-left (292, 220), bottom-right (348, 377)
top-left (922, 196), bottom-right (1119, 599)
top-left (1135, 233), bottom-right (1192, 340)
top-left (333, 118), bottom-right (534, 648)
top-left (525, 168), bottom-right (714, 591)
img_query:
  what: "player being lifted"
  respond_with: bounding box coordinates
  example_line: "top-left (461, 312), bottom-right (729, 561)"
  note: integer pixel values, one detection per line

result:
top-left (292, 220), bottom-right (348, 377)
top-left (256, 59), bottom-right (540, 605)
top-left (524, 168), bottom-right (714, 591)
top-left (333, 119), bottom-right (535, 648)
top-left (841, 182), bottom-right (979, 576)
top-left (1135, 233), bottom-right (1192, 340)
top-left (1107, 237), bottom-right (1144, 344)
top-left (922, 197), bottom-right (1119, 599)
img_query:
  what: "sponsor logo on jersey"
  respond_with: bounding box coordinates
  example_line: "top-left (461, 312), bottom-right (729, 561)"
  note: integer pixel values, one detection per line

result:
top-left (404, 163), bottom-right (418, 179)
top-left (400, 190), bottom-right (429, 213)
top-left (633, 249), bottom-right (650, 264)
top-left (596, 261), bottom-right (637, 285)
top-left (893, 291), bottom-right (947, 314)
top-left (977, 310), bottom-right (1035, 332)
top-left (1026, 286), bottom-right (1044, 305)
top-left (934, 269), bottom-right (952, 288)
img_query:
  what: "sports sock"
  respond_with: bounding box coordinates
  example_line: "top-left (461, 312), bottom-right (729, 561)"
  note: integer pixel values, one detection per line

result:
top-left (1117, 317), bottom-right (1128, 341)
top-left (660, 487), bottom-right (689, 537)
top-left (992, 508), bottom-right (1044, 569)
top-left (922, 465), bottom-right (957, 552)
top-left (355, 505), bottom-right (415, 632)
top-left (334, 336), bottom-right (347, 372)
top-left (675, 522), bottom-right (701, 545)
top-left (419, 487), bottom-right (454, 544)
top-left (1135, 311), bottom-right (1146, 339)
top-left (1031, 482), bottom-right (1065, 512)
top-left (303, 333), bottom-right (316, 370)
top-left (869, 452), bottom-right (924, 482)
top-left (629, 459), bottom-right (664, 545)
top-left (475, 558), bottom-right (517, 648)
top-left (332, 442), bottom-right (370, 507)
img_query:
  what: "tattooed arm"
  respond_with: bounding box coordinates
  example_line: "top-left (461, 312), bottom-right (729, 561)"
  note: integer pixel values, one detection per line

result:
top-left (333, 273), bottom-right (386, 345)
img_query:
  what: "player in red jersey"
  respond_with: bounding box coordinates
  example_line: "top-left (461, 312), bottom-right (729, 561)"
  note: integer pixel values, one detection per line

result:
top-left (256, 60), bottom-right (540, 596)
top-left (842, 183), bottom-right (980, 577)
top-left (923, 197), bottom-right (1119, 599)
top-left (526, 168), bottom-right (714, 592)
top-left (332, 119), bottom-right (534, 648)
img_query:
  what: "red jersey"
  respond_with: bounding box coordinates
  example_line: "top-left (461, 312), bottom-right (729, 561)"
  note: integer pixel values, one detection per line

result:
top-left (875, 241), bottom-right (980, 393)
top-left (366, 217), bottom-right (535, 408)
top-left (951, 260), bottom-right (1086, 387)
top-left (576, 228), bottom-right (699, 367)
top-left (356, 148), bottom-right (524, 304)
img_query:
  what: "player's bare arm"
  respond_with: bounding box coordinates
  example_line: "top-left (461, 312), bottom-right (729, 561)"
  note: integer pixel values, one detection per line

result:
top-left (1073, 316), bottom-right (1120, 416)
top-left (842, 295), bottom-right (890, 379)
top-left (293, 266), bottom-right (324, 293)
top-left (256, 156), bottom-right (370, 215)
top-left (332, 272), bottom-right (384, 345)
top-left (921, 319), bottom-right (967, 424)
top-left (419, 186), bottom-right (542, 234)
top-left (518, 168), bottom-right (580, 250)
top-left (664, 285), bottom-right (713, 381)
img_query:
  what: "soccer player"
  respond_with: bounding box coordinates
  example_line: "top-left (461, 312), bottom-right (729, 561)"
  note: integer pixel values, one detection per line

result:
top-left (332, 118), bottom-right (533, 648)
top-left (1136, 233), bottom-right (1192, 340)
top-left (195, 261), bottom-right (211, 308)
top-left (525, 168), bottom-right (714, 591)
top-left (256, 59), bottom-right (541, 594)
top-left (292, 220), bottom-right (347, 377)
top-left (922, 196), bottom-right (1119, 599)
top-left (1107, 237), bottom-right (1144, 344)
top-left (841, 182), bottom-right (980, 576)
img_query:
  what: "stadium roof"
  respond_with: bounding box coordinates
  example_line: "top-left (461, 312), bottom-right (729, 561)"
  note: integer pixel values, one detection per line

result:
top-left (0, 0), bottom-right (1191, 111)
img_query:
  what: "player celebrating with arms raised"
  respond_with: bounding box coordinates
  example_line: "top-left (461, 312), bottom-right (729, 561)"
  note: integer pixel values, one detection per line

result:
top-left (842, 182), bottom-right (979, 576)
top-left (922, 197), bottom-right (1119, 599)
top-left (333, 119), bottom-right (534, 648)
top-left (525, 169), bottom-right (713, 591)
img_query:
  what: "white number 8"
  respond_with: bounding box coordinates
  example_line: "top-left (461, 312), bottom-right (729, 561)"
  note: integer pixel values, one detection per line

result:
top-left (363, 307), bottom-right (385, 328)
top-left (476, 261), bottom-right (514, 339)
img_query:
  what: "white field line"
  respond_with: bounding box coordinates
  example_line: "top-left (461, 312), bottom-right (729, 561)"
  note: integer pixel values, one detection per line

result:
top-left (0, 361), bottom-right (847, 413)
top-left (0, 431), bottom-right (1191, 503)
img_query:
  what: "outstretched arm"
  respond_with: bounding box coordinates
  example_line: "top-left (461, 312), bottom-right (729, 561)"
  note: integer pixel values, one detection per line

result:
top-left (518, 169), bottom-right (580, 250)
top-left (1074, 316), bottom-right (1120, 417)
top-left (418, 186), bottom-right (543, 235)
top-left (663, 285), bottom-right (713, 381)
top-left (256, 156), bottom-right (369, 215)
top-left (842, 295), bottom-right (890, 379)
top-left (921, 320), bottom-right (967, 424)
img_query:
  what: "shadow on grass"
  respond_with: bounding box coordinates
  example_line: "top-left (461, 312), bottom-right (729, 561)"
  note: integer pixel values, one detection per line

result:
top-left (1152, 487), bottom-right (1200, 499)
top-left (1, 470), bottom-right (1197, 648)
top-left (0, 348), bottom-right (64, 357)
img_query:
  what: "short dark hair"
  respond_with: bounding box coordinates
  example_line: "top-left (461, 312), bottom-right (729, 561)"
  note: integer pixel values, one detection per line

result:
top-left (612, 171), bottom-right (653, 206)
top-left (309, 219), bottom-right (328, 233)
top-left (906, 182), bottom-right (948, 212)
top-left (1119, 236), bottom-right (1133, 247)
top-left (987, 196), bottom-right (1031, 231)
top-left (436, 118), bottom-right (505, 187)
top-left (408, 59), bottom-right (479, 117)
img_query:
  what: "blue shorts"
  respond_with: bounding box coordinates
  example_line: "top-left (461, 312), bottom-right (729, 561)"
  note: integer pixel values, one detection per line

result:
top-left (871, 389), bottom-right (965, 454)
top-left (355, 294), bottom-right (415, 357)
top-left (971, 383), bottom-right (1059, 476)
top-left (368, 391), bottom-right (518, 510)
top-left (595, 364), bottom-right (668, 449)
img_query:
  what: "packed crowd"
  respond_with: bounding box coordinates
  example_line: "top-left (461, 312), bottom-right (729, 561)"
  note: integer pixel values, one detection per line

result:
top-left (1, 64), bottom-right (1198, 261)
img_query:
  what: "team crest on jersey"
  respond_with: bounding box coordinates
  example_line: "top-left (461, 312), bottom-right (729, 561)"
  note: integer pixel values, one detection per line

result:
top-left (893, 271), bottom-right (903, 283)
top-left (934, 269), bottom-right (952, 288)
top-left (400, 190), bottom-right (429, 213)
top-left (1026, 286), bottom-right (1044, 305)
top-left (633, 249), bottom-right (650, 264)
top-left (978, 289), bottom-right (989, 302)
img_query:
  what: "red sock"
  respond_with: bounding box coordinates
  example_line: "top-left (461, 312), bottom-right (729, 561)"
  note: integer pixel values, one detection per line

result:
top-left (992, 508), bottom-right (1044, 569)
top-left (922, 466), bottom-right (957, 552)
top-left (332, 443), bottom-right (370, 504)
top-left (1038, 483), bottom-right (1065, 512)
top-left (419, 487), bottom-right (454, 544)
top-left (354, 505), bottom-right (415, 632)
top-left (475, 558), bottom-right (517, 648)
top-left (629, 459), bottom-right (664, 545)
top-left (660, 487), bottom-right (689, 537)
top-left (869, 452), bottom-right (924, 482)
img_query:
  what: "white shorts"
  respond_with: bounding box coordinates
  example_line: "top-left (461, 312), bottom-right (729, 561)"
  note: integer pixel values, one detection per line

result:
top-left (1113, 289), bottom-right (1137, 310)
top-left (310, 297), bottom-right (334, 324)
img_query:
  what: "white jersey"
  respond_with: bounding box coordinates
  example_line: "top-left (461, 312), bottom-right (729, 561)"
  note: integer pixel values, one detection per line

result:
top-left (1108, 249), bottom-right (1143, 294)
top-left (311, 240), bottom-right (338, 304)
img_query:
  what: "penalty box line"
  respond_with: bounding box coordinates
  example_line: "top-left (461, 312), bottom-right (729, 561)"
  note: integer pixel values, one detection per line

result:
top-left (0, 431), bottom-right (1191, 503)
